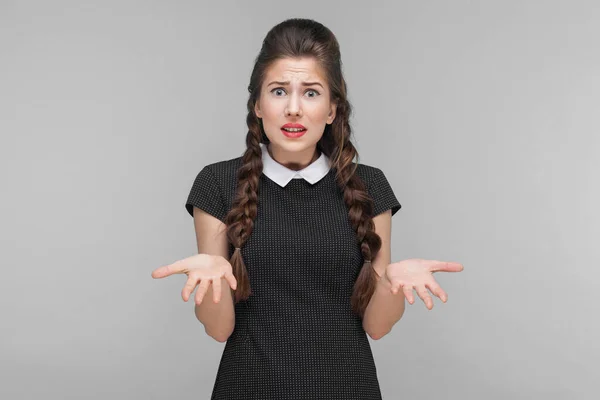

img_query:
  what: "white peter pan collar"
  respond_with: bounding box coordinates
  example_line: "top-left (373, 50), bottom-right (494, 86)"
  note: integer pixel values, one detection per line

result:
top-left (260, 143), bottom-right (331, 187)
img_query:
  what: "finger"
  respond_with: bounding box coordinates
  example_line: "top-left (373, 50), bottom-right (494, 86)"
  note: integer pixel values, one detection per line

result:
top-left (426, 281), bottom-right (448, 303)
top-left (212, 277), bottom-right (222, 303)
top-left (415, 285), bottom-right (433, 310)
top-left (224, 271), bottom-right (238, 291)
top-left (402, 284), bottom-right (415, 304)
top-left (151, 259), bottom-right (189, 279)
top-left (429, 261), bottom-right (464, 273)
top-left (388, 280), bottom-right (399, 295)
top-left (195, 279), bottom-right (211, 305)
top-left (151, 265), bottom-right (174, 279)
top-left (181, 276), bottom-right (199, 302)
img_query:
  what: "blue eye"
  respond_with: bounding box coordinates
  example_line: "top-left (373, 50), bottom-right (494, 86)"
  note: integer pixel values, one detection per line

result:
top-left (270, 88), bottom-right (320, 97)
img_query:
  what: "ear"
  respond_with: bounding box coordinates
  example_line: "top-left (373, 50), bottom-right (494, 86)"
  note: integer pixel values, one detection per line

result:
top-left (254, 100), bottom-right (262, 118)
top-left (327, 102), bottom-right (337, 125)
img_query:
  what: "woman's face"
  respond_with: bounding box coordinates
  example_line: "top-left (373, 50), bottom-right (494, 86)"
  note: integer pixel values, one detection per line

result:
top-left (254, 56), bottom-right (337, 168)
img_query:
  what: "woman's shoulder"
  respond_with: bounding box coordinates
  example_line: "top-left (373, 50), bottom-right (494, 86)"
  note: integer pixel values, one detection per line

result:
top-left (186, 156), bottom-right (242, 217)
top-left (352, 162), bottom-right (401, 216)
top-left (200, 156), bottom-right (243, 181)
top-left (352, 162), bottom-right (386, 182)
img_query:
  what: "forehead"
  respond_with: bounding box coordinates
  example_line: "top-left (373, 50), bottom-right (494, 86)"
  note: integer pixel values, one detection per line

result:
top-left (264, 57), bottom-right (327, 83)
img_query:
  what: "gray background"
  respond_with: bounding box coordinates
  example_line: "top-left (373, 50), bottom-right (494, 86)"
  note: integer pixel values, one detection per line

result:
top-left (1, 0), bottom-right (598, 399)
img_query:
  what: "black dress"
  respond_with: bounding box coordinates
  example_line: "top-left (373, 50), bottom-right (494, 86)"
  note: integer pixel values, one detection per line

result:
top-left (185, 156), bottom-right (401, 400)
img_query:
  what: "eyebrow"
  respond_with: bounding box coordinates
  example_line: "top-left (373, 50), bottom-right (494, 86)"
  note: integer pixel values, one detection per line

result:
top-left (267, 80), bottom-right (324, 89)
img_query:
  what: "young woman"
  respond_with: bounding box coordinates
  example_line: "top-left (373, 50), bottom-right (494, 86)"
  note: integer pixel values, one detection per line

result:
top-left (152, 17), bottom-right (463, 400)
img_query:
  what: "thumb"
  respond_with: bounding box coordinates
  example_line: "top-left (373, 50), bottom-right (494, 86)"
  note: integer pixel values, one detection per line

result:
top-left (151, 258), bottom-right (188, 279)
top-left (429, 261), bottom-right (464, 273)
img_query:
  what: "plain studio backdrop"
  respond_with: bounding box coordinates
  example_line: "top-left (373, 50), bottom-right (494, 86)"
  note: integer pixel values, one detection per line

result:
top-left (1, 1), bottom-right (598, 399)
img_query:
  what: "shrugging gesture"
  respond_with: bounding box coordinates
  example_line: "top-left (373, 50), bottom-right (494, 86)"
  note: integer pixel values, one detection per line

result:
top-left (151, 254), bottom-right (237, 305)
top-left (385, 259), bottom-right (464, 310)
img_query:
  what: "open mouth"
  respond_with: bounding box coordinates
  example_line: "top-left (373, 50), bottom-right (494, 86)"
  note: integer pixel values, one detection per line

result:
top-left (281, 124), bottom-right (307, 138)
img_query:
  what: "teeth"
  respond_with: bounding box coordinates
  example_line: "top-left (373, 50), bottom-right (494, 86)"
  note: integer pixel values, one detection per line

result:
top-left (283, 128), bottom-right (305, 132)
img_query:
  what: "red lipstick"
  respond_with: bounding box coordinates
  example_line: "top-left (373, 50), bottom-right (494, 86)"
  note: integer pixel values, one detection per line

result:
top-left (281, 123), bottom-right (307, 138)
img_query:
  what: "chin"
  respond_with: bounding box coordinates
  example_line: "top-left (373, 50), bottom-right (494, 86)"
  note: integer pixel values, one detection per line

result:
top-left (272, 140), bottom-right (315, 153)
top-left (273, 133), bottom-right (320, 146)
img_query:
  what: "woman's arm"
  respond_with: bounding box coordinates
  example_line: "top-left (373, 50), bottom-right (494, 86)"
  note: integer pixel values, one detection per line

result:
top-left (192, 207), bottom-right (236, 342)
top-left (362, 210), bottom-right (406, 340)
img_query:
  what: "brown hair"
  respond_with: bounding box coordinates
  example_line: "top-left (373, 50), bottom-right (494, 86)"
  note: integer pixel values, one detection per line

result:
top-left (224, 18), bottom-right (381, 318)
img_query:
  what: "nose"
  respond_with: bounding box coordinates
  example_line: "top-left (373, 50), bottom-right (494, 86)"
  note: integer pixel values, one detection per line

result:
top-left (284, 94), bottom-right (303, 117)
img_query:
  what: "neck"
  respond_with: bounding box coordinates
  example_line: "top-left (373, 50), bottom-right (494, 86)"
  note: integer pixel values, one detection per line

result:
top-left (267, 144), bottom-right (320, 171)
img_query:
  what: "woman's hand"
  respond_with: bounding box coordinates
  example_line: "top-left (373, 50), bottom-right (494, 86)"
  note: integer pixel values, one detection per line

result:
top-left (385, 259), bottom-right (464, 310)
top-left (151, 254), bottom-right (237, 305)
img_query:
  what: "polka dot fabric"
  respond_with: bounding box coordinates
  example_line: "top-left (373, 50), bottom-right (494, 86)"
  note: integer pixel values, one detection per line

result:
top-left (185, 156), bottom-right (401, 400)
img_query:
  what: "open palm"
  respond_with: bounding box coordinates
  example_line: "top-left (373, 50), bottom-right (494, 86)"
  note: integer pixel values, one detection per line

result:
top-left (385, 259), bottom-right (464, 310)
top-left (151, 254), bottom-right (237, 305)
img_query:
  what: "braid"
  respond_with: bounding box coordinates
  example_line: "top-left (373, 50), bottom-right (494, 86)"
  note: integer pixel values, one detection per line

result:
top-left (331, 103), bottom-right (382, 318)
top-left (224, 99), bottom-right (264, 303)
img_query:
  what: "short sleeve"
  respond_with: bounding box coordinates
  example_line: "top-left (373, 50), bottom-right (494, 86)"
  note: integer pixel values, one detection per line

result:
top-left (184, 166), bottom-right (227, 222)
top-left (369, 168), bottom-right (401, 217)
